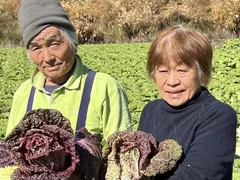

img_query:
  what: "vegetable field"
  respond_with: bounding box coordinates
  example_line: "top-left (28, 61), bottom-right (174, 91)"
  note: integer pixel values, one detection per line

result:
top-left (0, 39), bottom-right (240, 178)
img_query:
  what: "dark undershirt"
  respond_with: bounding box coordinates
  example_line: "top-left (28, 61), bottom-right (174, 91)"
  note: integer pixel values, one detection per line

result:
top-left (44, 84), bottom-right (62, 94)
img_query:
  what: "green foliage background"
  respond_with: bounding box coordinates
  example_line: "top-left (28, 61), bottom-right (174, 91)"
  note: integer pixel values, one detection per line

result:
top-left (0, 0), bottom-right (239, 177)
top-left (0, 39), bottom-right (239, 178)
top-left (0, 39), bottom-right (239, 133)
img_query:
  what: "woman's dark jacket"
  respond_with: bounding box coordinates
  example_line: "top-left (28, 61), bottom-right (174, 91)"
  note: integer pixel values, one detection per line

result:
top-left (138, 87), bottom-right (237, 180)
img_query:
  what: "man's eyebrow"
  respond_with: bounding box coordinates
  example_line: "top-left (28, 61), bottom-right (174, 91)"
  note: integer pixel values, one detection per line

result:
top-left (29, 34), bottom-right (62, 46)
top-left (45, 35), bottom-right (61, 42)
top-left (29, 41), bottom-right (39, 47)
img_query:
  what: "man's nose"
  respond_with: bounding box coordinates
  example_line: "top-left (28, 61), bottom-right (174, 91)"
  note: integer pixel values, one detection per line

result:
top-left (42, 48), bottom-right (53, 62)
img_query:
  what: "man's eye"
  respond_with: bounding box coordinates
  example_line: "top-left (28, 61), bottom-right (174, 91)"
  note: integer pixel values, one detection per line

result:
top-left (50, 43), bottom-right (60, 49)
top-left (51, 42), bottom-right (59, 46)
top-left (31, 47), bottom-right (40, 51)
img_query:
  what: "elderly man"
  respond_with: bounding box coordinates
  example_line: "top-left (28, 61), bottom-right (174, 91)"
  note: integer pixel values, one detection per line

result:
top-left (0, 0), bottom-right (131, 179)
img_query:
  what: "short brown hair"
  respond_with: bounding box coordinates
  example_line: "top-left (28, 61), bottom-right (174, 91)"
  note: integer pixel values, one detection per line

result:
top-left (147, 25), bottom-right (213, 86)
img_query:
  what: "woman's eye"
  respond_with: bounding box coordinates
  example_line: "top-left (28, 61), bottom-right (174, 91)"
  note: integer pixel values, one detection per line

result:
top-left (178, 69), bottom-right (187, 73)
top-left (158, 70), bottom-right (168, 74)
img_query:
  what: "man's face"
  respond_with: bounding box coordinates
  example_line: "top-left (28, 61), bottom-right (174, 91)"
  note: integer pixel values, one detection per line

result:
top-left (28, 26), bottom-right (75, 85)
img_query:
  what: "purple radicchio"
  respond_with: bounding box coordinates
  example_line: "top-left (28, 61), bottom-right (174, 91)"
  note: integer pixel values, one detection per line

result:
top-left (0, 140), bottom-right (14, 168)
top-left (75, 127), bottom-right (103, 180)
top-left (104, 130), bottom-right (183, 179)
top-left (5, 109), bottom-right (79, 180)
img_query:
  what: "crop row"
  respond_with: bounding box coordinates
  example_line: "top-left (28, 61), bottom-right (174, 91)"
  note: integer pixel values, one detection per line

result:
top-left (0, 39), bottom-right (240, 178)
top-left (0, 39), bottom-right (239, 136)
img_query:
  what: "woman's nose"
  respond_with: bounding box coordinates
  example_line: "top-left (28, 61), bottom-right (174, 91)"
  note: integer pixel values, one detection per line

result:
top-left (167, 72), bottom-right (180, 86)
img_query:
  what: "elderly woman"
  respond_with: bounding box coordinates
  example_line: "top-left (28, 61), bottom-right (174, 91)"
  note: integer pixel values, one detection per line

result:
top-left (138, 26), bottom-right (237, 179)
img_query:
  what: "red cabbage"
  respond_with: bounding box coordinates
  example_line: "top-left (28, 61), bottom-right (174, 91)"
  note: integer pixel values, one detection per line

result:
top-left (104, 130), bottom-right (182, 179)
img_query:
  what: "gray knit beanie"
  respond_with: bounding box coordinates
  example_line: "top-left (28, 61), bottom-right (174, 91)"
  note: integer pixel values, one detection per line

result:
top-left (18, 0), bottom-right (77, 47)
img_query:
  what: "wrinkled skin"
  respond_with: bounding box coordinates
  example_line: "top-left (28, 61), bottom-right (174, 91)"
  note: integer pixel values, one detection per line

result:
top-left (5, 109), bottom-right (79, 180)
top-left (104, 130), bottom-right (183, 180)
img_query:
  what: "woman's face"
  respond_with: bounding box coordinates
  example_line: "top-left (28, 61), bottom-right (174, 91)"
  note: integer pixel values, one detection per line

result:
top-left (28, 26), bottom-right (75, 85)
top-left (155, 59), bottom-right (201, 107)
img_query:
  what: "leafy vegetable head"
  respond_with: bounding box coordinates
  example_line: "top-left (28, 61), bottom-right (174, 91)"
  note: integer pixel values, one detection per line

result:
top-left (5, 109), bottom-right (79, 180)
top-left (75, 127), bottom-right (103, 179)
top-left (0, 140), bottom-right (14, 168)
top-left (104, 130), bottom-right (182, 179)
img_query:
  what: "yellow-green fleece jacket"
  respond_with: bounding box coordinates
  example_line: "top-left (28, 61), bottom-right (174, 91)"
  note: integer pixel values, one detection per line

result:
top-left (0, 56), bottom-right (131, 179)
